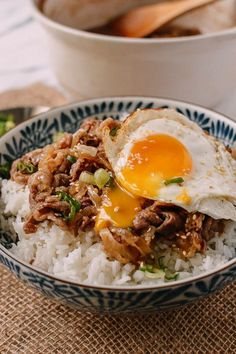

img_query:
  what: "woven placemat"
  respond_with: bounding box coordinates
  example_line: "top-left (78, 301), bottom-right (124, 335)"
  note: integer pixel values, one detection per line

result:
top-left (0, 84), bottom-right (236, 353)
top-left (0, 265), bottom-right (236, 354)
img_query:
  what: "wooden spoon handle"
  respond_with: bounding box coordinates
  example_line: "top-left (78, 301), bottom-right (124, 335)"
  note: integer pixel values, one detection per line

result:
top-left (114, 0), bottom-right (217, 38)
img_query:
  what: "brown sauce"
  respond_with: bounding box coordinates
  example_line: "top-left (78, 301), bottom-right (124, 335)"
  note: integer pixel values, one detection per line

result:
top-left (89, 24), bottom-right (201, 38)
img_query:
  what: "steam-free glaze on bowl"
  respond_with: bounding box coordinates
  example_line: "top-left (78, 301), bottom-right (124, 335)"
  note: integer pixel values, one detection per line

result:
top-left (31, 0), bottom-right (236, 106)
top-left (0, 96), bottom-right (236, 314)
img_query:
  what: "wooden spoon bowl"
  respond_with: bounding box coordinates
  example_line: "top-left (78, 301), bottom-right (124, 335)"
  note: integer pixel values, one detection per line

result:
top-left (112, 0), bottom-right (217, 38)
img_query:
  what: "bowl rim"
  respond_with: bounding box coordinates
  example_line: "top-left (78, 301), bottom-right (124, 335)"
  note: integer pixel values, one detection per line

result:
top-left (0, 95), bottom-right (236, 292)
top-left (31, 0), bottom-right (236, 44)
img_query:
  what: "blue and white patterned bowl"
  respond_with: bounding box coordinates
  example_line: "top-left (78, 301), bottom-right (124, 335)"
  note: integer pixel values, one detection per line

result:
top-left (0, 97), bottom-right (236, 314)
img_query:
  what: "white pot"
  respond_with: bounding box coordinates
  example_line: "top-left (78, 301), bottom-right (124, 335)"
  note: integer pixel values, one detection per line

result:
top-left (31, 0), bottom-right (236, 107)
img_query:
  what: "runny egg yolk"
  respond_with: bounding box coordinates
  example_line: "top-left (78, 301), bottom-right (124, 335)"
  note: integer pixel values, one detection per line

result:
top-left (119, 134), bottom-right (192, 198)
top-left (95, 184), bottom-right (141, 232)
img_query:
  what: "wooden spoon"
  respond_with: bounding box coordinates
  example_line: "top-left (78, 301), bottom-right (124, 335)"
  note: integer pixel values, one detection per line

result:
top-left (112, 0), bottom-right (217, 38)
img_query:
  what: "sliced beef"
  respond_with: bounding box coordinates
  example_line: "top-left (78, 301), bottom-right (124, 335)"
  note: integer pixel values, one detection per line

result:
top-left (24, 208), bottom-right (68, 234)
top-left (156, 210), bottom-right (186, 236)
top-left (173, 212), bottom-right (224, 258)
top-left (38, 195), bottom-right (70, 213)
top-left (133, 202), bottom-right (225, 260)
top-left (70, 152), bottom-right (111, 181)
top-left (133, 201), bottom-right (186, 236)
top-left (19, 122), bottom-right (108, 233)
top-left (72, 118), bottom-right (101, 147)
top-left (99, 117), bottom-right (121, 137)
top-left (175, 213), bottom-right (206, 258)
top-left (10, 148), bottom-right (43, 185)
top-left (133, 207), bottom-right (163, 230)
top-left (100, 227), bottom-right (152, 264)
top-left (70, 156), bottom-right (97, 181)
top-left (28, 170), bottom-right (53, 206)
top-left (53, 173), bottom-right (70, 187)
top-left (55, 133), bottom-right (73, 149)
top-left (202, 216), bottom-right (225, 241)
top-left (79, 205), bottom-right (97, 231)
top-left (38, 146), bottom-right (71, 174)
top-left (96, 144), bottom-right (112, 170)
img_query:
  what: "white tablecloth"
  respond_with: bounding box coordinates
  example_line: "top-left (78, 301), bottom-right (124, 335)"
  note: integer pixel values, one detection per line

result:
top-left (0, 0), bottom-right (235, 119)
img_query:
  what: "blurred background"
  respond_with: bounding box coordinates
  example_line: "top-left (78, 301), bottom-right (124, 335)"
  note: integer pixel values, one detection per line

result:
top-left (0, 0), bottom-right (58, 91)
top-left (0, 0), bottom-right (236, 118)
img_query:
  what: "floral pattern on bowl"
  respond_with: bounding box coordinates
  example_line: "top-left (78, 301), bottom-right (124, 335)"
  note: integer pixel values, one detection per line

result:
top-left (0, 96), bottom-right (236, 314)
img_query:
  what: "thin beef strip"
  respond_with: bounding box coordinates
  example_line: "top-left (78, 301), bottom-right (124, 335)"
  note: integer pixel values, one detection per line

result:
top-left (100, 227), bottom-right (152, 264)
top-left (72, 118), bottom-right (101, 147)
top-left (11, 148), bottom-right (43, 185)
top-left (133, 201), bottom-right (186, 236)
top-left (202, 216), bottom-right (225, 241)
top-left (21, 119), bottom-right (108, 234)
top-left (133, 201), bottom-right (225, 259)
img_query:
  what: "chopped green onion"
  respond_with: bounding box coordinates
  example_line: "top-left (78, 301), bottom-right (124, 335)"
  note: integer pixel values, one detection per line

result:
top-left (0, 122), bottom-right (6, 136)
top-left (144, 269), bottom-right (165, 279)
top-left (109, 126), bottom-right (120, 137)
top-left (94, 168), bottom-right (110, 189)
top-left (17, 161), bottom-right (37, 174)
top-left (56, 191), bottom-right (81, 222)
top-left (140, 262), bottom-right (179, 282)
top-left (106, 174), bottom-right (114, 188)
top-left (79, 171), bottom-right (95, 185)
top-left (5, 120), bottom-right (15, 131)
top-left (165, 272), bottom-right (179, 281)
top-left (53, 131), bottom-right (65, 143)
top-left (67, 155), bottom-right (77, 164)
top-left (79, 169), bottom-right (112, 188)
top-left (164, 177), bottom-right (184, 186)
top-left (0, 113), bottom-right (15, 136)
top-left (140, 263), bottom-right (165, 279)
top-left (0, 163), bottom-right (11, 179)
top-left (140, 263), bottom-right (154, 273)
top-left (0, 113), bottom-right (14, 122)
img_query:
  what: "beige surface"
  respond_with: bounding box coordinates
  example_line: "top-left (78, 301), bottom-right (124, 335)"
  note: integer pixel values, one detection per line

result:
top-left (0, 84), bottom-right (236, 353)
top-left (0, 265), bottom-right (236, 353)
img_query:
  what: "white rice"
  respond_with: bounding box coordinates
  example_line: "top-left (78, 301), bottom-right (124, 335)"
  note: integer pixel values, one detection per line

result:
top-left (1, 179), bottom-right (236, 286)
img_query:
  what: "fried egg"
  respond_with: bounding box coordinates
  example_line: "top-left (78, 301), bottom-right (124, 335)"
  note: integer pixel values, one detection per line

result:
top-left (95, 183), bottom-right (142, 232)
top-left (101, 108), bottom-right (236, 222)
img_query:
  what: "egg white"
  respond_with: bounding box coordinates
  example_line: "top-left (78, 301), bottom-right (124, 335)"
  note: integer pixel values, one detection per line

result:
top-left (102, 109), bottom-right (236, 221)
